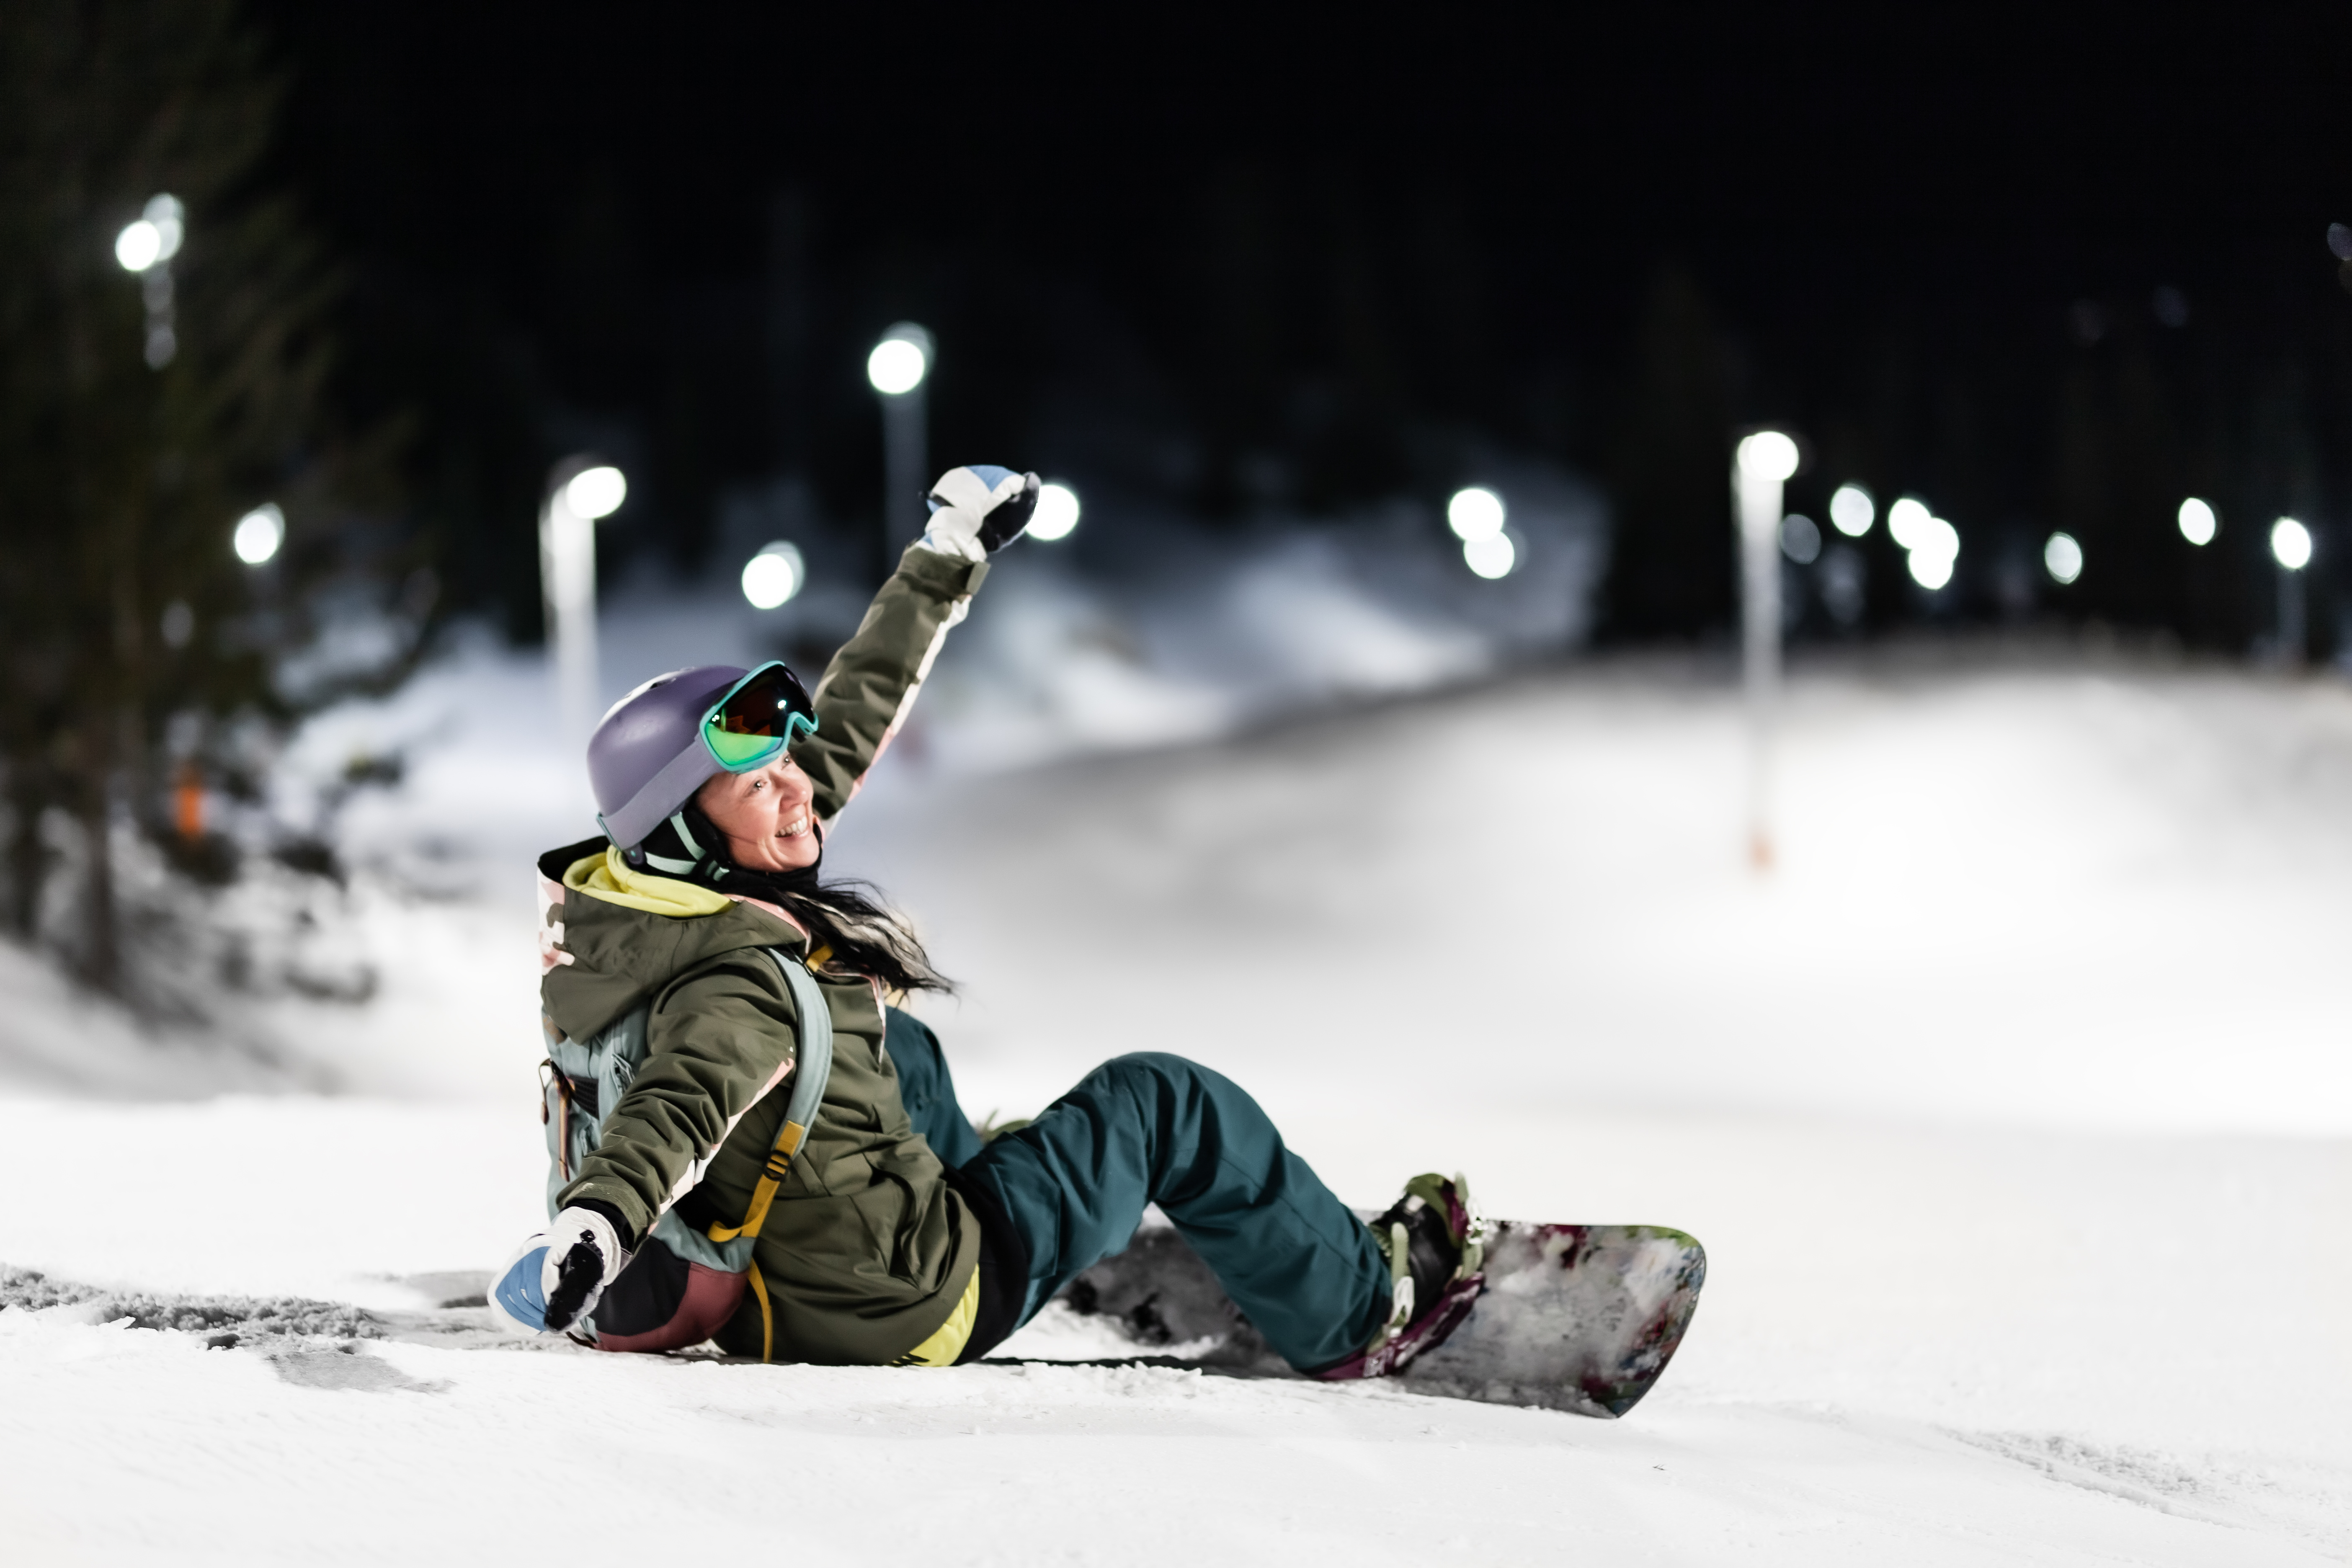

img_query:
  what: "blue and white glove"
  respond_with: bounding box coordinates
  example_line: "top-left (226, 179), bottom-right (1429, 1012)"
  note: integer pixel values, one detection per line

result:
top-left (490, 1204), bottom-right (632, 1335)
top-left (921, 466), bottom-right (1039, 562)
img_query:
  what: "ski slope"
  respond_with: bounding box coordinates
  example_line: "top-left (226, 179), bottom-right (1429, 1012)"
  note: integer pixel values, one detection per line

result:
top-left (847, 645), bottom-right (2352, 1139)
top-left (4, 645), bottom-right (2349, 1564)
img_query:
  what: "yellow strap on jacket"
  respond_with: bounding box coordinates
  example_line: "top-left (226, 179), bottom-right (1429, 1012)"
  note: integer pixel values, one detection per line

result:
top-left (705, 1117), bottom-right (812, 1245)
top-left (689, 939), bottom-right (836, 1364)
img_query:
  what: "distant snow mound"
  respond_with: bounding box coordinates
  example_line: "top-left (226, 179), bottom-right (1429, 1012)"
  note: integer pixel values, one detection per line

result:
top-left (919, 463), bottom-right (1608, 771)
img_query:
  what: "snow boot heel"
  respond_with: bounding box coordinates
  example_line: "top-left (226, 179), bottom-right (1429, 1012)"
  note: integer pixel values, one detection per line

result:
top-left (1313, 1172), bottom-right (1487, 1382)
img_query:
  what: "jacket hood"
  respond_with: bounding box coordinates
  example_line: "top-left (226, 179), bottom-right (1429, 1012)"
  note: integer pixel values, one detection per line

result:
top-left (536, 836), bottom-right (807, 1042)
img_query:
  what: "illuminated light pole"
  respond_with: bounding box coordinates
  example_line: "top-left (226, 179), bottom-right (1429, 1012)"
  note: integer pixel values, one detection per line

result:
top-left (1735, 431), bottom-right (1800, 869)
top-left (2270, 517), bottom-right (2311, 667)
top-left (96, 193), bottom-right (188, 983)
top-left (867, 322), bottom-right (933, 581)
top-left (113, 193), bottom-right (184, 368)
top-left (539, 459), bottom-right (627, 757)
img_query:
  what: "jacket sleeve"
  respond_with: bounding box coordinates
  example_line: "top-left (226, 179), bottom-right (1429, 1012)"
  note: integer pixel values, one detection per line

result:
top-left (554, 953), bottom-right (800, 1245)
top-left (794, 542), bottom-right (989, 827)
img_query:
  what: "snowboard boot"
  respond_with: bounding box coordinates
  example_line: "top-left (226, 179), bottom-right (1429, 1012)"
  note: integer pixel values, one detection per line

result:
top-left (1313, 1172), bottom-right (1487, 1381)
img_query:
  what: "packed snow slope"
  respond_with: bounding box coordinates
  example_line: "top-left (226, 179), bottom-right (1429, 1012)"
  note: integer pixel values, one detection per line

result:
top-left (845, 643), bottom-right (2352, 1138)
top-left (5, 643), bottom-right (2350, 1564)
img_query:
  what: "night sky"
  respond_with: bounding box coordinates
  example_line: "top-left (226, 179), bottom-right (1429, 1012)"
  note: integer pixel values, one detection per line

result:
top-left (250, 3), bottom-right (2352, 646)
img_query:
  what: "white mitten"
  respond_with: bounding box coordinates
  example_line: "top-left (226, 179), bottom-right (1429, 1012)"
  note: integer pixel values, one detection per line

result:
top-left (920, 466), bottom-right (1039, 562)
top-left (490, 1204), bottom-right (632, 1334)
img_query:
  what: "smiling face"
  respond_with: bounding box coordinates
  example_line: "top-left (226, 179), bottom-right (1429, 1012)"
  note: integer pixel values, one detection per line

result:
top-left (692, 752), bottom-right (818, 872)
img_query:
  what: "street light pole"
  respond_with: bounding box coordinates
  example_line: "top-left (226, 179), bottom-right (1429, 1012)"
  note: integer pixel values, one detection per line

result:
top-left (539, 459), bottom-right (628, 766)
top-left (2280, 563), bottom-right (2306, 667)
top-left (1736, 431), bottom-right (1800, 869)
top-left (867, 322), bottom-right (933, 583)
top-left (2271, 516), bottom-right (2312, 668)
top-left (113, 193), bottom-right (183, 368)
top-left (95, 193), bottom-right (190, 986)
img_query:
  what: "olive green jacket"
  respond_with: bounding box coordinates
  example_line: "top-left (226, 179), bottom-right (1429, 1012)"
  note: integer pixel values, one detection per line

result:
top-left (535, 542), bottom-right (987, 1364)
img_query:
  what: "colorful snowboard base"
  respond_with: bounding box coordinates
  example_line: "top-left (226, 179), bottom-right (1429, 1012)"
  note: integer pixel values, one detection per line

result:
top-left (1046, 1220), bottom-right (1707, 1418)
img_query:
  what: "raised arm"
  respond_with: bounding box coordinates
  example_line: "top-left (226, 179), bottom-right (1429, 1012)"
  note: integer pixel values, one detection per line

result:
top-left (793, 543), bottom-right (988, 827)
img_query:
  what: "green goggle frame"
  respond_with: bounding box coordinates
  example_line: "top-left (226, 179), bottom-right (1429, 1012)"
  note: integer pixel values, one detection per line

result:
top-left (702, 660), bottom-right (818, 772)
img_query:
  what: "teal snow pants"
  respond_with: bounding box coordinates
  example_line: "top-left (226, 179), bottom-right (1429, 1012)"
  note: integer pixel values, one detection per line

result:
top-left (884, 1012), bottom-right (1391, 1372)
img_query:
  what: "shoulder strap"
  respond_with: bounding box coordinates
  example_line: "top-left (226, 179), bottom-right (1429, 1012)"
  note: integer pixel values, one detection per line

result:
top-left (704, 947), bottom-right (834, 1247)
top-left (765, 946), bottom-right (833, 1151)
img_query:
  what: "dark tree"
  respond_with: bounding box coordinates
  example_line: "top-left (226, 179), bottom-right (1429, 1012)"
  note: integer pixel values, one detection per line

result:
top-left (0, 0), bottom-right (405, 996)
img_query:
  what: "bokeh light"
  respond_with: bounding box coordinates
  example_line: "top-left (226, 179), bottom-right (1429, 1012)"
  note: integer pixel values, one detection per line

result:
top-left (143, 195), bottom-right (183, 261)
top-left (1735, 430), bottom-right (1799, 482)
top-left (2177, 497), bottom-right (2217, 546)
top-left (1030, 482), bottom-right (1081, 541)
top-left (740, 541), bottom-right (805, 609)
top-left (114, 220), bottom-right (161, 272)
top-left (563, 465), bottom-right (627, 520)
top-left (1828, 484), bottom-right (1875, 537)
top-left (1463, 532), bottom-right (1516, 579)
top-left (2271, 517), bottom-right (2312, 571)
top-left (867, 335), bottom-right (928, 395)
top-left (232, 503), bottom-right (284, 565)
top-left (113, 194), bottom-right (183, 273)
top-left (2044, 531), bottom-right (2084, 585)
top-left (1905, 516), bottom-right (1960, 590)
top-left (1779, 514), bottom-right (1821, 565)
top-left (1447, 486), bottom-right (1506, 542)
top-left (1886, 497), bottom-right (1931, 550)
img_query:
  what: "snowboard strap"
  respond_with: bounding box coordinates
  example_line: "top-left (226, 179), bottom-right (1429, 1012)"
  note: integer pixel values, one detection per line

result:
top-left (705, 946), bottom-right (833, 1361)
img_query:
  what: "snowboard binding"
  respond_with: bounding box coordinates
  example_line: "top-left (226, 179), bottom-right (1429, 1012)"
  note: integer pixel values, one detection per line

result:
top-left (1315, 1172), bottom-right (1489, 1382)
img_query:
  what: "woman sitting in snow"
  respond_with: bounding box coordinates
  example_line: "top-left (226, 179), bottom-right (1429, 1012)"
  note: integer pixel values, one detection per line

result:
top-left (496, 465), bottom-right (1479, 1377)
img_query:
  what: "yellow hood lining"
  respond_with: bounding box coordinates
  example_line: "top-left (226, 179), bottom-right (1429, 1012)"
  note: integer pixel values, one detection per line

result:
top-left (563, 847), bottom-right (736, 918)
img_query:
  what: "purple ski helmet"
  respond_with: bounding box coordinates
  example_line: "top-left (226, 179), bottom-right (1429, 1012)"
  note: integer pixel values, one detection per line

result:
top-left (587, 664), bottom-right (745, 851)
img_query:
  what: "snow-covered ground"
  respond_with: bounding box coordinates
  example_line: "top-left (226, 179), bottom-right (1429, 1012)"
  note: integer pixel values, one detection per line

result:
top-left (5, 629), bottom-right (2350, 1563)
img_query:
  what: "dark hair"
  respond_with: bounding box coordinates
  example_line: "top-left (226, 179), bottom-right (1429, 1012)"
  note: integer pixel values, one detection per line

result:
top-left (765, 876), bottom-right (952, 995)
top-left (647, 799), bottom-right (951, 994)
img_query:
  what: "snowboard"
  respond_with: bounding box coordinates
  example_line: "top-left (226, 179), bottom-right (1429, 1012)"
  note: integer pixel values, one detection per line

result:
top-left (1045, 1219), bottom-right (1707, 1418)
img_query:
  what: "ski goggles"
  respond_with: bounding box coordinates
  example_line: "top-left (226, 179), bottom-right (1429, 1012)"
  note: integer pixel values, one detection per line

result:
top-left (596, 661), bottom-right (820, 851)
top-left (701, 660), bottom-right (818, 772)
